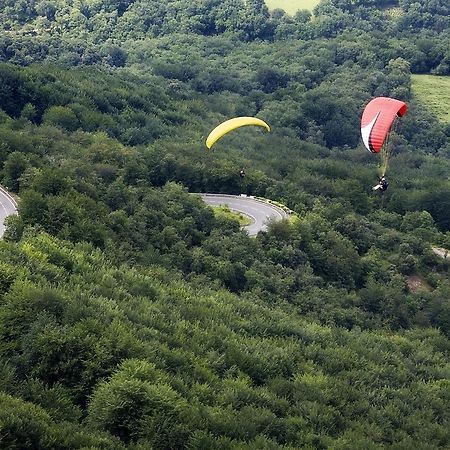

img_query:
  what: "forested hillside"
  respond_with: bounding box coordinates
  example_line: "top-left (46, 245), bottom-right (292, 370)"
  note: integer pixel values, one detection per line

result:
top-left (0, 0), bottom-right (449, 448)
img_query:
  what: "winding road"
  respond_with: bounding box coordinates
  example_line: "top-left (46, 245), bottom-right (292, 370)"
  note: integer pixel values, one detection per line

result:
top-left (0, 187), bottom-right (18, 238)
top-left (198, 193), bottom-right (289, 236)
top-left (0, 189), bottom-right (287, 239)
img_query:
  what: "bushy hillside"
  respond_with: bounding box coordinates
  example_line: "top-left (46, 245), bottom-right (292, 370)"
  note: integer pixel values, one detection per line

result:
top-left (0, 0), bottom-right (449, 448)
top-left (0, 232), bottom-right (449, 448)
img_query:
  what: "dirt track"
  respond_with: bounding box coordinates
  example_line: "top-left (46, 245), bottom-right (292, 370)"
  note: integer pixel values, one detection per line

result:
top-left (432, 247), bottom-right (449, 259)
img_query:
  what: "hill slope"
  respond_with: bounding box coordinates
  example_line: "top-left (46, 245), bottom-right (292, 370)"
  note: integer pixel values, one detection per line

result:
top-left (265, 0), bottom-right (320, 14)
top-left (411, 74), bottom-right (450, 123)
top-left (0, 0), bottom-right (449, 448)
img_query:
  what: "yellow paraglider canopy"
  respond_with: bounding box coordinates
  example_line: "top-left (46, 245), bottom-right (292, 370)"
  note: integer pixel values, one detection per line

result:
top-left (206, 117), bottom-right (271, 149)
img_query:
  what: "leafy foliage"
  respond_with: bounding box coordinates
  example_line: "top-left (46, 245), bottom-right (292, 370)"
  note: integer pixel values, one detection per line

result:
top-left (0, 0), bottom-right (449, 447)
top-left (0, 232), bottom-right (449, 447)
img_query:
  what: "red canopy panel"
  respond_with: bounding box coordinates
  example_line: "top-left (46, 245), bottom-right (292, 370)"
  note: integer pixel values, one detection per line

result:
top-left (361, 97), bottom-right (407, 153)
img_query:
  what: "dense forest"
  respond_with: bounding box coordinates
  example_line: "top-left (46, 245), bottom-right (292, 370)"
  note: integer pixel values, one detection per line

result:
top-left (0, 0), bottom-right (449, 448)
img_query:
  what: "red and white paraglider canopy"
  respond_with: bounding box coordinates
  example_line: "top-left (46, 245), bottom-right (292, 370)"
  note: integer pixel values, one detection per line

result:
top-left (361, 97), bottom-right (407, 154)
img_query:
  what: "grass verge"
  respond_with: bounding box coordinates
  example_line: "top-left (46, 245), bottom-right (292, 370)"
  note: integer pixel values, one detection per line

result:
top-left (213, 205), bottom-right (253, 227)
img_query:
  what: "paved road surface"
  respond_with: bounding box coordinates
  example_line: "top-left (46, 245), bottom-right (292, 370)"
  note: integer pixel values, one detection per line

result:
top-left (198, 194), bottom-right (289, 236)
top-left (0, 187), bottom-right (18, 238)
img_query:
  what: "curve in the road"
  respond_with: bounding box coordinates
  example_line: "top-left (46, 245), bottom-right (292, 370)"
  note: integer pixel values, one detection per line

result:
top-left (0, 187), bottom-right (18, 238)
top-left (198, 193), bottom-right (289, 236)
top-left (0, 189), bottom-right (290, 238)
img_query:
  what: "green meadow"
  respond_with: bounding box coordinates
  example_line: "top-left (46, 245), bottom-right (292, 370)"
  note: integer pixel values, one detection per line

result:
top-left (213, 205), bottom-right (252, 227)
top-left (411, 74), bottom-right (450, 123)
top-left (265, 0), bottom-right (320, 15)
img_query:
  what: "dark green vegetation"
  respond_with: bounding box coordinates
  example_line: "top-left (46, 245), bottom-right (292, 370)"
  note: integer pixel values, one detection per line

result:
top-left (0, 0), bottom-right (449, 448)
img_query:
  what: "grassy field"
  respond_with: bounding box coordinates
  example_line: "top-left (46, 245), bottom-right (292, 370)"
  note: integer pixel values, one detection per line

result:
top-left (265, 0), bottom-right (320, 15)
top-left (213, 205), bottom-right (252, 227)
top-left (411, 74), bottom-right (450, 123)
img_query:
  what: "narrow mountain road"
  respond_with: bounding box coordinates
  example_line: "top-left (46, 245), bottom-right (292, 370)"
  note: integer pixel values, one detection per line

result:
top-left (0, 189), bottom-right (290, 238)
top-left (198, 193), bottom-right (289, 236)
top-left (0, 187), bottom-right (18, 238)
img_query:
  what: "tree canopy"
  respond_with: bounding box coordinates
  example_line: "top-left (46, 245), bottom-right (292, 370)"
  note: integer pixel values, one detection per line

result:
top-left (0, 0), bottom-right (449, 448)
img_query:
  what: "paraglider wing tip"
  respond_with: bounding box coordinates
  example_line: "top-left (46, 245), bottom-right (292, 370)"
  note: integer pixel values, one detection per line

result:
top-left (397, 103), bottom-right (407, 117)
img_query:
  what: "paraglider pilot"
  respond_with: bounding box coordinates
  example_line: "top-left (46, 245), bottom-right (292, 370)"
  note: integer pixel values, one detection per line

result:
top-left (239, 168), bottom-right (246, 178)
top-left (372, 176), bottom-right (389, 192)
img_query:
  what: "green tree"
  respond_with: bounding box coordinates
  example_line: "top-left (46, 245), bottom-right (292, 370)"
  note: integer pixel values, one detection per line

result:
top-left (3, 152), bottom-right (29, 191)
top-left (43, 106), bottom-right (79, 132)
top-left (88, 359), bottom-right (194, 447)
